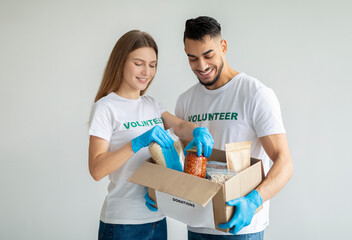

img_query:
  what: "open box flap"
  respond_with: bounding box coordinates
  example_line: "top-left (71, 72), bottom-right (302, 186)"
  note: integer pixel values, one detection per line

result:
top-left (224, 158), bottom-right (264, 201)
top-left (207, 148), bottom-right (226, 162)
top-left (128, 161), bottom-right (222, 207)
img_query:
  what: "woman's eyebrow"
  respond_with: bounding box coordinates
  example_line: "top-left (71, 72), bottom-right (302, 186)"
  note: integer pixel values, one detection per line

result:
top-left (132, 58), bottom-right (157, 63)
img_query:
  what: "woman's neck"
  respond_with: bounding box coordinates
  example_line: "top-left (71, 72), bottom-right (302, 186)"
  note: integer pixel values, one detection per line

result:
top-left (114, 89), bottom-right (140, 100)
top-left (114, 81), bottom-right (141, 100)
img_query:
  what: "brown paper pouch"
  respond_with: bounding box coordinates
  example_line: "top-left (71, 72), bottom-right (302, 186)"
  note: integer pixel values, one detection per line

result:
top-left (225, 141), bottom-right (252, 172)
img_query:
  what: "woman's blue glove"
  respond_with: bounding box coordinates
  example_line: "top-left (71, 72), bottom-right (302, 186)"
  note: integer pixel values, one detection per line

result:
top-left (218, 190), bottom-right (263, 234)
top-left (131, 125), bottom-right (174, 153)
top-left (161, 146), bottom-right (183, 172)
top-left (184, 127), bottom-right (214, 157)
top-left (144, 192), bottom-right (157, 212)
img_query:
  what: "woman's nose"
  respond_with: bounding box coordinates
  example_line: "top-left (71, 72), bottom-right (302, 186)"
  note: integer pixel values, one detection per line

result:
top-left (141, 65), bottom-right (150, 76)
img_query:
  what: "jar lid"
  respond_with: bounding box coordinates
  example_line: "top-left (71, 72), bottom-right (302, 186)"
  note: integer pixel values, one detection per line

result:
top-left (185, 147), bottom-right (198, 153)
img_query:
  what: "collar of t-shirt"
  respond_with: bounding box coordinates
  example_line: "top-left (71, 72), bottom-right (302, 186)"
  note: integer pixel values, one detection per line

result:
top-left (110, 92), bottom-right (141, 103)
top-left (200, 72), bottom-right (244, 95)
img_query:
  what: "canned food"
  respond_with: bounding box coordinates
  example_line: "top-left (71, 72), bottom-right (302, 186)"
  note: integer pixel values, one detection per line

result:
top-left (184, 148), bottom-right (207, 178)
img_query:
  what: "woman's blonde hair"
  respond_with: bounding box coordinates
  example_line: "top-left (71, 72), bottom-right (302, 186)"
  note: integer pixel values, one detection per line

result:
top-left (94, 30), bottom-right (158, 102)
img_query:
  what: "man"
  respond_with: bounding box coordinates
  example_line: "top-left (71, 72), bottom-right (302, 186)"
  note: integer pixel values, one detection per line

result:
top-left (175, 16), bottom-right (293, 239)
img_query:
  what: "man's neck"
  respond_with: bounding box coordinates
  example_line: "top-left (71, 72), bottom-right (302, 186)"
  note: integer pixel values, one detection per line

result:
top-left (205, 64), bottom-right (239, 90)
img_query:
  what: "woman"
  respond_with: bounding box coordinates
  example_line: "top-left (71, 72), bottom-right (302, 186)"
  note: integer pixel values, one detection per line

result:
top-left (88, 30), bottom-right (213, 240)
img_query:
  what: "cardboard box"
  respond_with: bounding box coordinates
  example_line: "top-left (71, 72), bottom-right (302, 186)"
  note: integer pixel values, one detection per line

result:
top-left (128, 148), bottom-right (264, 233)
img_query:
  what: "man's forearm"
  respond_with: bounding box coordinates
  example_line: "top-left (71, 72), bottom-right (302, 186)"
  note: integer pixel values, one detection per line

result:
top-left (255, 152), bottom-right (293, 202)
top-left (162, 111), bottom-right (197, 141)
top-left (174, 121), bottom-right (197, 141)
top-left (256, 134), bottom-right (293, 202)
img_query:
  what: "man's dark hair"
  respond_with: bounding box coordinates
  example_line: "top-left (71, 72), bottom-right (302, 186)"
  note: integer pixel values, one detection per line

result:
top-left (183, 16), bottom-right (221, 43)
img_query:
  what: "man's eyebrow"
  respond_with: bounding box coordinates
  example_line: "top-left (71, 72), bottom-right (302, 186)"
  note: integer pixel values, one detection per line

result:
top-left (202, 49), bottom-right (214, 55)
top-left (187, 49), bottom-right (214, 58)
top-left (186, 54), bottom-right (196, 58)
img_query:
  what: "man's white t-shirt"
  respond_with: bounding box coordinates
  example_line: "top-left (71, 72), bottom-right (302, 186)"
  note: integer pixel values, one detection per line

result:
top-left (175, 72), bottom-right (286, 235)
top-left (89, 92), bottom-right (166, 224)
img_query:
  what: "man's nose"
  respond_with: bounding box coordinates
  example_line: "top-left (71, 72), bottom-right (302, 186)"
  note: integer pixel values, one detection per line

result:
top-left (197, 59), bottom-right (209, 71)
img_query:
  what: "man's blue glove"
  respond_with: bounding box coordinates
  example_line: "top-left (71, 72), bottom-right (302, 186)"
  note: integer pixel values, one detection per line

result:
top-left (132, 125), bottom-right (174, 153)
top-left (184, 127), bottom-right (214, 157)
top-left (218, 190), bottom-right (263, 234)
top-left (144, 192), bottom-right (157, 212)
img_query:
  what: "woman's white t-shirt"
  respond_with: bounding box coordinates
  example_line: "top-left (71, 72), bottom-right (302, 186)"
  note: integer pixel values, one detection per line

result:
top-left (89, 92), bottom-right (166, 224)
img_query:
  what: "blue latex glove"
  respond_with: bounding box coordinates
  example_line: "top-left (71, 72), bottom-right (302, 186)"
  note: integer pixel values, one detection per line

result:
top-left (218, 190), bottom-right (263, 234)
top-left (184, 127), bottom-right (214, 157)
top-left (144, 192), bottom-right (157, 212)
top-left (132, 125), bottom-right (174, 153)
top-left (161, 146), bottom-right (183, 172)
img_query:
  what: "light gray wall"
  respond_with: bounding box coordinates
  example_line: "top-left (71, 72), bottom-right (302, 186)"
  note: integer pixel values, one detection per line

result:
top-left (1, 0), bottom-right (351, 239)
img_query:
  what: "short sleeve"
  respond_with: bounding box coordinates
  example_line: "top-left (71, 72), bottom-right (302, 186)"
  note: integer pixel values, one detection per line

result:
top-left (156, 99), bottom-right (166, 116)
top-left (146, 96), bottom-right (166, 116)
top-left (175, 97), bottom-right (184, 120)
top-left (88, 102), bottom-right (114, 141)
top-left (251, 87), bottom-right (286, 137)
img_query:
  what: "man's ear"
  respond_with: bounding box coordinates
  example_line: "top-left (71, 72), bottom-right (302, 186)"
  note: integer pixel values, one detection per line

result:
top-left (220, 39), bottom-right (228, 54)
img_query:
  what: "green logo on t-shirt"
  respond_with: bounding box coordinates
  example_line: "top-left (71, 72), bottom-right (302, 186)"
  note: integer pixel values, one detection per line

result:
top-left (188, 112), bottom-right (238, 123)
top-left (123, 117), bottom-right (163, 129)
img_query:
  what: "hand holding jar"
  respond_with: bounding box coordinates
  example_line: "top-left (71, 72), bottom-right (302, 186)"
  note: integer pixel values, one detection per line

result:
top-left (183, 127), bottom-right (214, 158)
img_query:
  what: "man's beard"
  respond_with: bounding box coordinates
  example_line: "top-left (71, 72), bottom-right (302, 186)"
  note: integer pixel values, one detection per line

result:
top-left (198, 60), bottom-right (224, 87)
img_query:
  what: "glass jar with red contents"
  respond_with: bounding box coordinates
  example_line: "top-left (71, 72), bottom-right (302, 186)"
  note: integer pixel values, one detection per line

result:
top-left (183, 148), bottom-right (207, 178)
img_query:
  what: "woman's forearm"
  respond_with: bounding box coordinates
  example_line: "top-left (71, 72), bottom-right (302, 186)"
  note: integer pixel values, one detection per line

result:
top-left (89, 140), bottom-right (134, 181)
